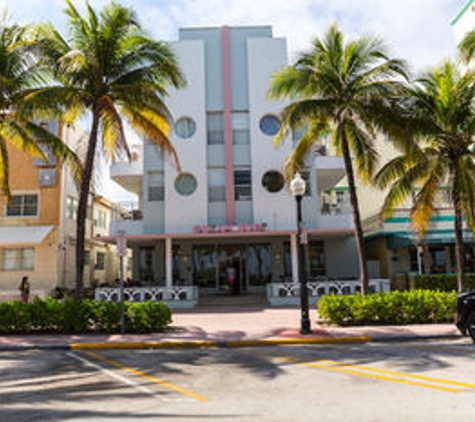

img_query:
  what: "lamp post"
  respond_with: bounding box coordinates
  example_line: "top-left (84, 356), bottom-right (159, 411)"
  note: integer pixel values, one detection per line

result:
top-left (290, 172), bottom-right (311, 334)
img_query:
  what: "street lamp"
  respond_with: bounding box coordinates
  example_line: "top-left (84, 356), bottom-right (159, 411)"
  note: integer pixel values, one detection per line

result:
top-left (290, 172), bottom-right (311, 334)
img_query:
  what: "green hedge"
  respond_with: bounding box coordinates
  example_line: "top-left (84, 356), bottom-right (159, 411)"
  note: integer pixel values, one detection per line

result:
top-left (0, 298), bottom-right (172, 334)
top-left (412, 274), bottom-right (475, 291)
top-left (317, 290), bottom-right (457, 326)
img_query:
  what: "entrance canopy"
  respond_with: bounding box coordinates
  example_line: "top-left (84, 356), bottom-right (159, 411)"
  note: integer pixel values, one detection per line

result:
top-left (99, 228), bottom-right (355, 245)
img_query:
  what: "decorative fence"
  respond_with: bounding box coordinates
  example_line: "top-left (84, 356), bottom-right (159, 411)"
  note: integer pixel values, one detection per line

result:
top-left (94, 279), bottom-right (389, 308)
top-left (94, 286), bottom-right (199, 309)
top-left (266, 278), bottom-right (391, 306)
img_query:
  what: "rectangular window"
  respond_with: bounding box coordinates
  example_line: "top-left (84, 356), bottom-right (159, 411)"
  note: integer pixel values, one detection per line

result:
top-left (208, 168), bottom-right (226, 202)
top-left (409, 246), bottom-right (420, 273)
top-left (234, 169), bottom-right (252, 201)
top-left (94, 210), bottom-right (107, 228)
top-left (301, 171), bottom-right (311, 196)
top-left (207, 112), bottom-right (224, 145)
top-left (84, 250), bottom-right (90, 266)
top-left (148, 171), bottom-right (164, 201)
top-left (309, 241), bottom-right (326, 277)
top-left (66, 196), bottom-right (78, 219)
top-left (2, 248), bottom-right (35, 271)
top-left (139, 246), bottom-right (156, 283)
top-left (95, 252), bottom-right (105, 270)
top-left (248, 244), bottom-right (272, 286)
top-left (232, 112), bottom-right (250, 145)
top-left (6, 195), bottom-right (38, 217)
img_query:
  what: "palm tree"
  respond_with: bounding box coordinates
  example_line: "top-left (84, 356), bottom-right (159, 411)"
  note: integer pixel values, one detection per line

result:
top-left (268, 24), bottom-right (409, 294)
top-left (28, 1), bottom-right (185, 300)
top-left (374, 61), bottom-right (475, 293)
top-left (458, 29), bottom-right (475, 64)
top-left (0, 16), bottom-right (79, 200)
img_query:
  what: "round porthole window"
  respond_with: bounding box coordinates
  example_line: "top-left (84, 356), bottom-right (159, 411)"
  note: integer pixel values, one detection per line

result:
top-left (174, 117), bottom-right (196, 139)
top-left (262, 170), bottom-right (285, 193)
top-left (175, 173), bottom-right (197, 196)
top-left (259, 114), bottom-right (281, 136)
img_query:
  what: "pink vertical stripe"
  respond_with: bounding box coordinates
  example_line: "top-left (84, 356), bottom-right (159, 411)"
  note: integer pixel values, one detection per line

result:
top-left (222, 25), bottom-right (235, 225)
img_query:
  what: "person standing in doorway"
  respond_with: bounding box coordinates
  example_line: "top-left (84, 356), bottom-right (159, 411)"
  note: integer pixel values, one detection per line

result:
top-left (226, 263), bottom-right (236, 294)
top-left (19, 276), bottom-right (31, 303)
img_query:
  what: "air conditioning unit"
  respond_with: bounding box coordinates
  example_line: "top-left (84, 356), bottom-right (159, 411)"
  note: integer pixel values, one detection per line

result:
top-left (39, 169), bottom-right (57, 187)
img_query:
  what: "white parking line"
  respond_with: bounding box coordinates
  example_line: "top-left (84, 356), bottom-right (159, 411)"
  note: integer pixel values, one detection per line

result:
top-left (67, 352), bottom-right (158, 397)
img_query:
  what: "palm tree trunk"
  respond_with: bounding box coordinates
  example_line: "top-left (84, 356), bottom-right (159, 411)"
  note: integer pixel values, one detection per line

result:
top-left (74, 106), bottom-right (100, 301)
top-left (454, 201), bottom-right (467, 292)
top-left (340, 129), bottom-right (370, 295)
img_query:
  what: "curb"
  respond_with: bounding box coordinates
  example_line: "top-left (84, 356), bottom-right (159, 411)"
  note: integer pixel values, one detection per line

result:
top-left (0, 333), bottom-right (464, 351)
top-left (0, 335), bottom-right (371, 351)
top-left (69, 335), bottom-right (371, 350)
top-left (366, 333), bottom-right (462, 343)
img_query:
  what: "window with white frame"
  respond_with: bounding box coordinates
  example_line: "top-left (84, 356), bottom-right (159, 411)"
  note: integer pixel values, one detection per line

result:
top-left (95, 251), bottom-right (105, 270)
top-left (94, 210), bottom-right (107, 228)
top-left (148, 171), bottom-right (164, 201)
top-left (232, 112), bottom-right (250, 145)
top-left (208, 168), bottom-right (226, 202)
top-left (6, 195), bottom-right (38, 217)
top-left (207, 112), bottom-right (224, 145)
top-left (66, 196), bottom-right (78, 219)
top-left (234, 168), bottom-right (252, 201)
top-left (2, 248), bottom-right (35, 271)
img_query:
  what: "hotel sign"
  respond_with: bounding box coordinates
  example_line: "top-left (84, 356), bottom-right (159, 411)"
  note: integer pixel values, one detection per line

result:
top-left (193, 223), bottom-right (267, 234)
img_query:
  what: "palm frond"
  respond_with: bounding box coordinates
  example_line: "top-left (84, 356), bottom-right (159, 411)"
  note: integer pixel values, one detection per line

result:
top-left (122, 104), bottom-right (179, 170)
top-left (98, 95), bottom-right (129, 161)
top-left (344, 118), bottom-right (379, 181)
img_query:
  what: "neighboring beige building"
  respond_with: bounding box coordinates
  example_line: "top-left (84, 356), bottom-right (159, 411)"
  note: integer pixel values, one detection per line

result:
top-left (0, 122), bottom-right (125, 301)
top-left (358, 134), bottom-right (472, 286)
top-left (355, 2), bottom-right (475, 286)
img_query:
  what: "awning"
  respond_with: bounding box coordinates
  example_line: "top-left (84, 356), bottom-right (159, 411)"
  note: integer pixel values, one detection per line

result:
top-left (387, 231), bottom-right (474, 249)
top-left (0, 226), bottom-right (54, 246)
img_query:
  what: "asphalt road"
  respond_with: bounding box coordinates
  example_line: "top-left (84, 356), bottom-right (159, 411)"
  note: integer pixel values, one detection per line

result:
top-left (1, 339), bottom-right (474, 421)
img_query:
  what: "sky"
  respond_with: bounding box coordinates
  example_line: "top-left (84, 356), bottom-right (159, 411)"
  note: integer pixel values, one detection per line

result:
top-left (0, 0), bottom-right (464, 72)
top-left (0, 0), bottom-right (467, 199)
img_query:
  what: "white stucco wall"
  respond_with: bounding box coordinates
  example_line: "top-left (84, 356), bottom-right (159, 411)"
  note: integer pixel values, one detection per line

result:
top-left (452, 1), bottom-right (475, 45)
top-left (247, 37), bottom-right (296, 231)
top-left (164, 40), bottom-right (208, 234)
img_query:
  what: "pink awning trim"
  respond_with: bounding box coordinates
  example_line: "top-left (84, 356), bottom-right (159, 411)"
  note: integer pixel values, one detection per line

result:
top-left (97, 228), bottom-right (354, 243)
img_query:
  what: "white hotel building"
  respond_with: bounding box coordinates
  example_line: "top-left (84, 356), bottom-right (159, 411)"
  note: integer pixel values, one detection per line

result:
top-left (105, 25), bottom-right (373, 306)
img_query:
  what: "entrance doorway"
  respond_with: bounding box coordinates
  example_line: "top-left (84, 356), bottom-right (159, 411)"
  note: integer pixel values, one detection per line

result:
top-left (192, 243), bottom-right (272, 296)
top-left (217, 245), bottom-right (244, 295)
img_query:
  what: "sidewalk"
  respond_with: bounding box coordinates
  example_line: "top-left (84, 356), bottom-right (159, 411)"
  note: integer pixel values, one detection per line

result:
top-left (0, 306), bottom-right (462, 350)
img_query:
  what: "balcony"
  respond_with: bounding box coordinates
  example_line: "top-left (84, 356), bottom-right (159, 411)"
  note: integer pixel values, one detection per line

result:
top-left (109, 145), bottom-right (143, 195)
top-left (317, 191), bottom-right (353, 229)
top-left (110, 201), bottom-right (144, 236)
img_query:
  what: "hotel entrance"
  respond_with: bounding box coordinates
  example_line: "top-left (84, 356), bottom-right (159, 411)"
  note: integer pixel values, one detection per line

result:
top-left (192, 243), bottom-right (272, 295)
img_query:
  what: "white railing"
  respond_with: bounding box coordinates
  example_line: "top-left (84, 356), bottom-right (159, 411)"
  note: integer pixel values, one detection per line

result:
top-left (267, 278), bottom-right (390, 306)
top-left (94, 286), bottom-right (199, 309)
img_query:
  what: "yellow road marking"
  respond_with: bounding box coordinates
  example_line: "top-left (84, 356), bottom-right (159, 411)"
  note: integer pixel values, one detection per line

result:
top-left (318, 359), bottom-right (475, 389)
top-left (83, 351), bottom-right (209, 402)
top-left (274, 356), bottom-right (467, 394)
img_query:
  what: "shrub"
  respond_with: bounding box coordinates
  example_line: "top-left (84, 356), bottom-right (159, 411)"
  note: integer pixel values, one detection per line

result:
top-left (0, 299), bottom-right (172, 334)
top-left (412, 274), bottom-right (475, 291)
top-left (318, 290), bottom-right (457, 326)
